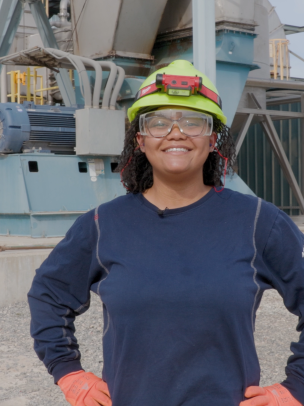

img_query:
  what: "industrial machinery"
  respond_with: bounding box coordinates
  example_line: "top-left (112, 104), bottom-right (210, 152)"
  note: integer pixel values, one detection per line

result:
top-left (0, 0), bottom-right (303, 236)
top-left (0, 102), bottom-right (77, 154)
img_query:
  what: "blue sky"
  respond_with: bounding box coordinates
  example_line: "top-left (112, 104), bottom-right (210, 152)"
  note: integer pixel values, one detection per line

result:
top-left (270, 0), bottom-right (304, 78)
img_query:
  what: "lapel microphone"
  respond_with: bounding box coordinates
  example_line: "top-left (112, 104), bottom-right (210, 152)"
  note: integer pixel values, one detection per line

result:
top-left (157, 207), bottom-right (168, 216)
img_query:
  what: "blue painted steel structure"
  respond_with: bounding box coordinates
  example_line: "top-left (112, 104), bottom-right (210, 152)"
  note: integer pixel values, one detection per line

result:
top-left (0, 153), bottom-right (124, 237)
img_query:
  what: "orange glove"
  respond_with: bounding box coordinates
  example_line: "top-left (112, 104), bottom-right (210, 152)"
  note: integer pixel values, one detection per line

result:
top-left (58, 370), bottom-right (112, 406)
top-left (240, 383), bottom-right (302, 406)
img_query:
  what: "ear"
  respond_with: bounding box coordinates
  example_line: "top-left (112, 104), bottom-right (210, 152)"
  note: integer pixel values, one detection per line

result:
top-left (136, 132), bottom-right (146, 153)
top-left (209, 132), bottom-right (217, 152)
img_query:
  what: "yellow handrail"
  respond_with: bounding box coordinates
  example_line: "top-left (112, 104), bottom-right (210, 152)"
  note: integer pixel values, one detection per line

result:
top-left (41, 0), bottom-right (49, 17)
top-left (6, 67), bottom-right (73, 105)
top-left (270, 39), bottom-right (290, 80)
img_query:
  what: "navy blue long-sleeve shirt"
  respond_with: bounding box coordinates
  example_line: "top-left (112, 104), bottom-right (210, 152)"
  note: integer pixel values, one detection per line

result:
top-left (28, 188), bottom-right (304, 406)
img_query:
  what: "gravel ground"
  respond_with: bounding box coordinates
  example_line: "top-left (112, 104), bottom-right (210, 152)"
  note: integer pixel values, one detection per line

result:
top-left (0, 289), bottom-right (300, 405)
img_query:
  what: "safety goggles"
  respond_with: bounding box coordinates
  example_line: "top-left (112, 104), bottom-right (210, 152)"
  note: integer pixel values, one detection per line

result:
top-left (139, 109), bottom-right (213, 138)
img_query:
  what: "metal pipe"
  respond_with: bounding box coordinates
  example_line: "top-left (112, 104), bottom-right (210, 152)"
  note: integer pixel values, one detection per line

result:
top-left (45, 49), bottom-right (102, 108)
top-left (109, 66), bottom-right (125, 110)
top-left (192, 0), bottom-right (216, 85)
top-left (0, 64), bottom-right (7, 103)
top-left (98, 61), bottom-right (118, 110)
top-left (66, 57), bottom-right (91, 107)
top-left (59, 0), bottom-right (70, 21)
top-left (77, 56), bottom-right (102, 109)
top-left (45, 48), bottom-right (92, 107)
top-left (51, 0), bottom-right (71, 28)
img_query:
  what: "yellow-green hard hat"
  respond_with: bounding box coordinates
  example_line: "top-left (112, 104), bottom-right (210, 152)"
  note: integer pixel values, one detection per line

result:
top-left (127, 60), bottom-right (227, 124)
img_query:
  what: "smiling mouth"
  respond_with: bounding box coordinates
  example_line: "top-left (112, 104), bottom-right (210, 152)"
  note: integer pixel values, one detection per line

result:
top-left (164, 148), bottom-right (191, 153)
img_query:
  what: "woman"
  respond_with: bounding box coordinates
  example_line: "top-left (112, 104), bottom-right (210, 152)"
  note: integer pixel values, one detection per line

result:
top-left (28, 60), bottom-right (304, 406)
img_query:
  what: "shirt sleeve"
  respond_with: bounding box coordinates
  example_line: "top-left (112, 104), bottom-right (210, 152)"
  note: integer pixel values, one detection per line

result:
top-left (262, 209), bottom-right (304, 404)
top-left (27, 210), bottom-right (104, 383)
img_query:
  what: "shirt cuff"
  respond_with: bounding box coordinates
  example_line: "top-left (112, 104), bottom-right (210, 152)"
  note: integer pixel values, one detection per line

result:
top-left (51, 360), bottom-right (84, 384)
top-left (281, 375), bottom-right (304, 405)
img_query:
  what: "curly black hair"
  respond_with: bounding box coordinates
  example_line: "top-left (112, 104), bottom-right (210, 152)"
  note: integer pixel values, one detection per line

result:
top-left (116, 114), bottom-right (236, 193)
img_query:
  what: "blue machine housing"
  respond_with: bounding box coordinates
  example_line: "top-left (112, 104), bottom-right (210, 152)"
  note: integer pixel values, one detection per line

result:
top-left (0, 102), bottom-right (78, 154)
top-left (0, 152), bottom-right (125, 237)
top-left (0, 103), bottom-right (30, 152)
top-left (0, 102), bottom-right (125, 237)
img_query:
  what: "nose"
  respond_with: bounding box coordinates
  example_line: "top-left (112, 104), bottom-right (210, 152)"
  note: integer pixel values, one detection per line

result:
top-left (166, 123), bottom-right (187, 140)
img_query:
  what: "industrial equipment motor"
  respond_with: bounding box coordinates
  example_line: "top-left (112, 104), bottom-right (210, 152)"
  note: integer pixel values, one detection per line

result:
top-left (0, 101), bottom-right (77, 154)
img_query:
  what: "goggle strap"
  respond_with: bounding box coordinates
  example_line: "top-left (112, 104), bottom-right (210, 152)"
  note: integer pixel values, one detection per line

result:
top-left (135, 82), bottom-right (222, 109)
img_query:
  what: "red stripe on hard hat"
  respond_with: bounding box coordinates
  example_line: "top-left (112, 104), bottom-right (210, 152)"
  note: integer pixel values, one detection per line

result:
top-left (198, 87), bottom-right (222, 109)
top-left (135, 78), bottom-right (222, 109)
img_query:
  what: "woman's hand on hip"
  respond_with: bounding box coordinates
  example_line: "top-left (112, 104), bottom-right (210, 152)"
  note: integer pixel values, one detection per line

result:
top-left (58, 370), bottom-right (112, 406)
top-left (240, 384), bottom-right (302, 406)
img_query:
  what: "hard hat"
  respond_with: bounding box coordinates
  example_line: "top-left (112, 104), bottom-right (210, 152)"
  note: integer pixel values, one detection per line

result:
top-left (127, 60), bottom-right (227, 124)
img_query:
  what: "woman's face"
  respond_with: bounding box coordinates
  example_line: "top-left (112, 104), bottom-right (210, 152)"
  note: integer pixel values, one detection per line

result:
top-left (136, 107), bottom-right (217, 181)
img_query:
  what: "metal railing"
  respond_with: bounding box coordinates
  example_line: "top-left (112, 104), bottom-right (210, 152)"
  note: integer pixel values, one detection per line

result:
top-left (41, 0), bottom-right (49, 17)
top-left (270, 39), bottom-right (290, 80)
top-left (6, 67), bottom-right (73, 105)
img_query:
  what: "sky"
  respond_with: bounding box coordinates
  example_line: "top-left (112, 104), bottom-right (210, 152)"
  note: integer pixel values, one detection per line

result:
top-left (270, 0), bottom-right (304, 78)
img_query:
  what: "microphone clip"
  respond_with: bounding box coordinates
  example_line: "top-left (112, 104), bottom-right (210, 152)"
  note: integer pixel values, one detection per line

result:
top-left (157, 207), bottom-right (168, 217)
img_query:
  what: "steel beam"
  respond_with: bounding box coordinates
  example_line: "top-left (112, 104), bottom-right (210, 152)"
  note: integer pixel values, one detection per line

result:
top-left (237, 108), bottom-right (304, 120)
top-left (0, 64), bottom-right (7, 103)
top-left (261, 115), bottom-right (304, 214)
top-left (284, 24), bottom-right (304, 35)
top-left (235, 114), bottom-right (254, 155)
top-left (247, 92), bottom-right (304, 213)
top-left (246, 78), bottom-right (304, 91)
top-left (301, 94), bottom-right (304, 195)
top-left (0, 0), bottom-right (23, 74)
top-left (28, 0), bottom-right (76, 106)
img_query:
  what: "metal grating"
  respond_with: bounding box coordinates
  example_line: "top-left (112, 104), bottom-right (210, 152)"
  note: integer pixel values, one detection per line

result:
top-left (237, 102), bottom-right (302, 216)
top-left (29, 131), bottom-right (75, 146)
top-left (28, 112), bottom-right (75, 128)
top-left (27, 112), bottom-right (76, 150)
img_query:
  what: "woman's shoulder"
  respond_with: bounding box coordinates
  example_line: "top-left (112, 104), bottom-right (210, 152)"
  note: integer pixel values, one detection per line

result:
top-left (218, 188), bottom-right (279, 219)
top-left (95, 193), bottom-right (140, 214)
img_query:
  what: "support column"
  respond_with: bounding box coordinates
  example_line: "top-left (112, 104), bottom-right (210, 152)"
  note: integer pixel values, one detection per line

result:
top-left (192, 0), bottom-right (216, 85)
top-left (0, 64), bottom-right (7, 103)
top-left (235, 114), bottom-right (255, 155)
top-left (301, 94), bottom-right (304, 194)
top-left (0, 0), bottom-right (23, 75)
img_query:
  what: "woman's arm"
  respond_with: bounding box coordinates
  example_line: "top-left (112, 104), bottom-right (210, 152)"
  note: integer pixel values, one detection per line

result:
top-left (28, 209), bottom-right (105, 384)
top-left (253, 208), bottom-right (304, 405)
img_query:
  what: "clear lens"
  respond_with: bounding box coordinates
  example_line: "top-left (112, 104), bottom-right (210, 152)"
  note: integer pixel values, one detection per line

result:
top-left (139, 110), bottom-right (213, 138)
top-left (146, 117), bottom-right (172, 137)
